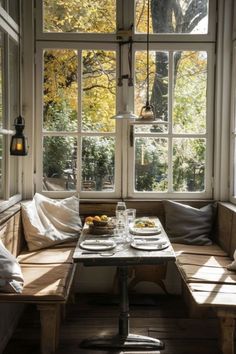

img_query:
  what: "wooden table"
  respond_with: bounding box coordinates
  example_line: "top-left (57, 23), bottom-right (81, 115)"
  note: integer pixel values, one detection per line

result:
top-left (73, 218), bottom-right (176, 350)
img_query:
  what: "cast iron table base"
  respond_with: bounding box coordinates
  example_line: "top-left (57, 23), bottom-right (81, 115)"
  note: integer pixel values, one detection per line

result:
top-left (80, 266), bottom-right (165, 350)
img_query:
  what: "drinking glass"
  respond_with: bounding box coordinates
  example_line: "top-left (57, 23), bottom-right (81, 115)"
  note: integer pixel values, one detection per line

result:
top-left (125, 209), bottom-right (136, 226)
top-left (115, 202), bottom-right (126, 243)
top-left (125, 208), bottom-right (136, 241)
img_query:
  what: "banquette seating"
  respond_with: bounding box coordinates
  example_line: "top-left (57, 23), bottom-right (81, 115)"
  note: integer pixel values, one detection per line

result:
top-left (0, 204), bottom-right (79, 354)
top-left (0, 200), bottom-right (236, 354)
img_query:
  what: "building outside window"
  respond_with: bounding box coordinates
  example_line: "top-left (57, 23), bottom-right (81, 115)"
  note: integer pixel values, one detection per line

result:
top-left (35, 0), bottom-right (216, 199)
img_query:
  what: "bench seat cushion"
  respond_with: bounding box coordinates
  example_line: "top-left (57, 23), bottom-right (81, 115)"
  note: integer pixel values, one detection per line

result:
top-left (172, 243), bottom-right (227, 257)
top-left (0, 263), bottom-right (74, 302)
top-left (178, 264), bottom-right (236, 284)
top-left (52, 240), bottom-right (77, 248)
top-left (17, 246), bottom-right (74, 264)
top-left (177, 254), bottom-right (232, 268)
top-left (187, 282), bottom-right (236, 307)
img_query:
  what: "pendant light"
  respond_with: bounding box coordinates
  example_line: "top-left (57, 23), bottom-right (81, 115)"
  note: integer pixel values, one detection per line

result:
top-left (138, 0), bottom-right (155, 121)
top-left (10, 33), bottom-right (28, 156)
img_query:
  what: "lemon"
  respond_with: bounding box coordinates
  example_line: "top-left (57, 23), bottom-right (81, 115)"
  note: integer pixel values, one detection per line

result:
top-left (101, 215), bottom-right (108, 221)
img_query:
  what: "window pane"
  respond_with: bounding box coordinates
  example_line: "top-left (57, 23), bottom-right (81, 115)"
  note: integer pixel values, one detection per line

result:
top-left (135, 0), bottom-right (208, 34)
top-left (0, 135), bottom-right (2, 197)
top-left (234, 137), bottom-right (236, 196)
top-left (173, 138), bottom-right (205, 192)
top-left (135, 137), bottom-right (168, 192)
top-left (173, 51), bottom-right (207, 134)
top-left (0, 33), bottom-right (2, 129)
top-left (43, 136), bottom-right (77, 191)
top-left (9, 38), bottom-right (19, 127)
top-left (82, 50), bottom-right (116, 133)
top-left (9, 38), bottom-right (19, 196)
top-left (135, 51), bottom-right (168, 124)
top-left (9, 0), bottom-right (19, 23)
top-left (82, 136), bottom-right (115, 191)
top-left (43, 0), bottom-right (116, 33)
top-left (43, 49), bottom-right (78, 132)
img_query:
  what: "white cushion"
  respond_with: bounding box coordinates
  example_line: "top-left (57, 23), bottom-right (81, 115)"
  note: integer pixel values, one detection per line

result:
top-left (0, 239), bottom-right (24, 293)
top-left (227, 250), bottom-right (236, 271)
top-left (22, 193), bottom-right (82, 251)
top-left (163, 200), bottom-right (216, 245)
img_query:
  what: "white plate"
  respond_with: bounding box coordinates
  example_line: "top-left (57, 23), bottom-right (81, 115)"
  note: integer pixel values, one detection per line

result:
top-left (131, 240), bottom-right (169, 251)
top-left (80, 239), bottom-right (116, 251)
top-left (129, 224), bottom-right (161, 236)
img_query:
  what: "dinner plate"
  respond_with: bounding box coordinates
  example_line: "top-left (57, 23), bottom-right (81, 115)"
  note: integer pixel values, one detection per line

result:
top-left (129, 224), bottom-right (162, 236)
top-left (130, 240), bottom-right (169, 251)
top-left (80, 239), bottom-right (116, 251)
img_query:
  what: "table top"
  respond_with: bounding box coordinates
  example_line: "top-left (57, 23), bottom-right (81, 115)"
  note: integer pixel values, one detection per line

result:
top-left (73, 217), bottom-right (176, 267)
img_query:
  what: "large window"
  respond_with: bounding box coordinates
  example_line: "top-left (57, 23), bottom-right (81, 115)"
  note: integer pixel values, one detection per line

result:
top-left (36, 0), bottom-right (216, 199)
top-left (0, 2), bottom-right (22, 210)
top-left (231, 41), bottom-right (236, 202)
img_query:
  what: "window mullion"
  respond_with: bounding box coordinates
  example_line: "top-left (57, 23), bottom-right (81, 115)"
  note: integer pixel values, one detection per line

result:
top-left (168, 51), bottom-right (173, 194)
top-left (4, 34), bottom-right (10, 200)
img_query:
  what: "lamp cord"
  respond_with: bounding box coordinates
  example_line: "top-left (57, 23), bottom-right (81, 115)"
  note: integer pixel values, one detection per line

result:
top-left (19, 26), bottom-right (22, 116)
top-left (146, 0), bottom-right (150, 105)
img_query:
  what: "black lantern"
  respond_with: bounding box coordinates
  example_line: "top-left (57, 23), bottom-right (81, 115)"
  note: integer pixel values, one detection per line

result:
top-left (10, 115), bottom-right (28, 156)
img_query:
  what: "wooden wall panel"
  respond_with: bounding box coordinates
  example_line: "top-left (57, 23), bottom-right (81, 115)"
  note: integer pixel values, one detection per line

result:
top-left (0, 207), bottom-right (25, 257)
top-left (79, 200), bottom-right (211, 226)
top-left (230, 211), bottom-right (236, 259)
top-left (215, 203), bottom-right (233, 254)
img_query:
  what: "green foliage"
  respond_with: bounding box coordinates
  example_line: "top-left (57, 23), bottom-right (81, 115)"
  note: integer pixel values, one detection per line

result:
top-left (43, 136), bottom-right (76, 178)
top-left (42, 0), bottom-right (208, 193)
top-left (43, 0), bottom-right (116, 33)
top-left (82, 137), bottom-right (115, 190)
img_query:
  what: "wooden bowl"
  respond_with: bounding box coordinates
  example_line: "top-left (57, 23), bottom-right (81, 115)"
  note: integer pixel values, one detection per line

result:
top-left (92, 219), bottom-right (108, 227)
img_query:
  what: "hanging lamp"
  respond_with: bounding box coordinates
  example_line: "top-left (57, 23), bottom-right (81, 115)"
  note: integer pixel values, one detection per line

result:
top-left (10, 34), bottom-right (28, 156)
top-left (138, 0), bottom-right (155, 121)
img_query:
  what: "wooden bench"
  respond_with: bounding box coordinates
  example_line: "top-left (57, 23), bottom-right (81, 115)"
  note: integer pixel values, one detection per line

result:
top-left (0, 204), bottom-right (79, 354)
top-left (173, 202), bottom-right (236, 354)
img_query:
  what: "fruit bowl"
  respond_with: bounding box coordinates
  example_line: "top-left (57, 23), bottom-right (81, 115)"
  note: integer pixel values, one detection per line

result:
top-left (92, 219), bottom-right (108, 227)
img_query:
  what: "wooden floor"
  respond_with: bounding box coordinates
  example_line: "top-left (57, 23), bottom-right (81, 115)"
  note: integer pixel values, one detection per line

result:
top-left (3, 293), bottom-right (223, 354)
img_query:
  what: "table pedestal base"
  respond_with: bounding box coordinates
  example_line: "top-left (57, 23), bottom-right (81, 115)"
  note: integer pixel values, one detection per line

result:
top-left (81, 333), bottom-right (164, 350)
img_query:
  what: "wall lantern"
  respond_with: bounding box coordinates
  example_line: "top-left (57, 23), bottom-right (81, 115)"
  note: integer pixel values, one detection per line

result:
top-left (10, 115), bottom-right (28, 156)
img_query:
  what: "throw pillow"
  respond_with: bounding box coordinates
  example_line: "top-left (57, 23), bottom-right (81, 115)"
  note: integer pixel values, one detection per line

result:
top-left (0, 239), bottom-right (24, 293)
top-left (22, 193), bottom-right (82, 251)
top-left (163, 200), bottom-right (216, 245)
top-left (227, 250), bottom-right (236, 271)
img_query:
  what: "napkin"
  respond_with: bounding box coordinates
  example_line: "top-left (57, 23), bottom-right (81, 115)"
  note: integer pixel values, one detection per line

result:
top-left (82, 240), bottom-right (115, 246)
top-left (133, 239), bottom-right (167, 246)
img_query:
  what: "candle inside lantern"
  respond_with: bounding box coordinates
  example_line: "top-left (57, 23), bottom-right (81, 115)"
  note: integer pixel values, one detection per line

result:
top-left (16, 142), bottom-right (23, 151)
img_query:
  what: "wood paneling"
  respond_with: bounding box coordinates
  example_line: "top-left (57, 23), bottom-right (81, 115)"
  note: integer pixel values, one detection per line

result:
top-left (216, 203), bottom-right (233, 254)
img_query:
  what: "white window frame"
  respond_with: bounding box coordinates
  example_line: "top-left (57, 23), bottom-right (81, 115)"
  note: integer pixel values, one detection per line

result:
top-left (127, 42), bottom-right (215, 199)
top-left (230, 40), bottom-right (236, 204)
top-left (0, 2), bottom-right (22, 212)
top-left (35, 41), bottom-right (122, 198)
top-left (35, 0), bottom-right (216, 200)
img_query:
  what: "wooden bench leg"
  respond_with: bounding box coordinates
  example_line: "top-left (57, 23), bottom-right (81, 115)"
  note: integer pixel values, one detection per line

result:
top-left (37, 304), bottom-right (61, 354)
top-left (217, 310), bottom-right (235, 354)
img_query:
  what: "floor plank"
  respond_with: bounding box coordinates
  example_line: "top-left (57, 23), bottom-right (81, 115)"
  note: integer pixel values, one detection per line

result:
top-left (3, 293), bottom-right (223, 354)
